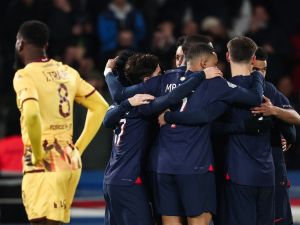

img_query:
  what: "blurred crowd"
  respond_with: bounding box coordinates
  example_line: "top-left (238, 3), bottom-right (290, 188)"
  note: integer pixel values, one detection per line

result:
top-left (0, 0), bottom-right (300, 169)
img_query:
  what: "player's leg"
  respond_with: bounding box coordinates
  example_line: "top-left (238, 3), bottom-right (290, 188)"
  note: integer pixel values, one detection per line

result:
top-left (225, 181), bottom-right (257, 225)
top-left (156, 174), bottom-right (184, 225)
top-left (162, 216), bottom-right (183, 225)
top-left (44, 220), bottom-right (62, 225)
top-left (187, 213), bottom-right (212, 225)
top-left (176, 173), bottom-right (216, 225)
top-left (257, 186), bottom-right (275, 225)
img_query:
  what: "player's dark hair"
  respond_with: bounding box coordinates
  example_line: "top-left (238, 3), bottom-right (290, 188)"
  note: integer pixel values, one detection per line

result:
top-left (227, 36), bottom-right (257, 63)
top-left (114, 50), bottom-right (135, 86)
top-left (125, 53), bottom-right (159, 85)
top-left (186, 43), bottom-right (214, 62)
top-left (176, 36), bottom-right (186, 47)
top-left (255, 47), bottom-right (268, 61)
top-left (182, 34), bottom-right (212, 54)
top-left (18, 20), bottom-right (49, 48)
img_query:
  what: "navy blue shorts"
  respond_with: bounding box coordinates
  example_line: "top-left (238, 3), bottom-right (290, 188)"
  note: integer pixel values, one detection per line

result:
top-left (225, 181), bottom-right (274, 225)
top-left (103, 184), bottom-right (153, 225)
top-left (155, 172), bottom-right (216, 217)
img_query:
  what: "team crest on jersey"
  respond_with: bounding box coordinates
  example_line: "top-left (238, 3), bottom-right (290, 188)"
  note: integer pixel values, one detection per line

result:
top-left (226, 81), bottom-right (237, 88)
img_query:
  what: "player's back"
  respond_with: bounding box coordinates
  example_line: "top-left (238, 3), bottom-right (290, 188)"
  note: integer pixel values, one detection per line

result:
top-left (14, 59), bottom-right (95, 172)
top-left (226, 76), bottom-right (274, 187)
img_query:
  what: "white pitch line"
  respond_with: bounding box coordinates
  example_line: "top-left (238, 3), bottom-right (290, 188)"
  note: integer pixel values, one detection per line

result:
top-left (71, 208), bottom-right (105, 218)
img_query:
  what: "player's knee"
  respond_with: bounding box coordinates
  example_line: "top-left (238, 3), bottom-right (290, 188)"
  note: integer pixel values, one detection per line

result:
top-left (162, 216), bottom-right (183, 225)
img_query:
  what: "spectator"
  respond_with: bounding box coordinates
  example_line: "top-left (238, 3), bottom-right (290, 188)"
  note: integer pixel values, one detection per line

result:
top-left (246, 4), bottom-right (291, 82)
top-left (182, 20), bottom-right (198, 36)
top-left (151, 21), bottom-right (176, 69)
top-left (47, 0), bottom-right (78, 57)
top-left (201, 16), bottom-right (229, 63)
top-left (97, 0), bottom-right (146, 54)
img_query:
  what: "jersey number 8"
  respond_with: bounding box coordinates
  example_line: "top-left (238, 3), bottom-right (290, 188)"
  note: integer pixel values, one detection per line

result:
top-left (58, 83), bottom-right (71, 118)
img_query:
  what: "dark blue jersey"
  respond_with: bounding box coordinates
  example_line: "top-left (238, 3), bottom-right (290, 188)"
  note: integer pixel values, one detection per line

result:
top-left (103, 70), bottom-right (206, 185)
top-left (104, 104), bottom-right (151, 185)
top-left (225, 76), bottom-right (276, 187)
top-left (264, 82), bottom-right (296, 188)
top-left (150, 73), bottom-right (264, 174)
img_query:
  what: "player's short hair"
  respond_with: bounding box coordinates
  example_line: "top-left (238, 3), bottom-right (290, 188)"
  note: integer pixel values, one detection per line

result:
top-left (18, 20), bottom-right (49, 48)
top-left (255, 47), bottom-right (268, 61)
top-left (182, 34), bottom-right (212, 54)
top-left (176, 36), bottom-right (186, 48)
top-left (227, 36), bottom-right (257, 63)
top-left (125, 53), bottom-right (159, 84)
top-left (186, 43), bottom-right (214, 62)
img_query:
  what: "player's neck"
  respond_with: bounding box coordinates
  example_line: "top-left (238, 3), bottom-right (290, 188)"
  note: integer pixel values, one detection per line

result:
top-left (187, 62), bottom-right (203, 72)
top-left (230, 62), bottom-right (252, 77)
top-left (24, 50), bottom-right (48, 65)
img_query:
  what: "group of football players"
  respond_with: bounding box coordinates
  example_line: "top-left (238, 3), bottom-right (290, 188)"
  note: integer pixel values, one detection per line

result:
top-left (102, 34), bottom-right (300, 225)
top-left (13, 20), bottom-right (300, 225)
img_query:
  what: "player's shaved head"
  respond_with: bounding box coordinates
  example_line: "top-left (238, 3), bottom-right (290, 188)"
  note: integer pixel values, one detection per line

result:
top-left (125, 53), bottom-right (160, 84)
top-left (18, 20), bottom-right (49, 48)
top-left (186, 43), bottom-right (215, 62)
top-left (255, 47), bottom-right (268, 61)
top-left (227, 36), bottom-right (257, 64)
top-left (253, 47), bottom-right (268, 76)
top-left (182, 34), bottom-right (213, 55)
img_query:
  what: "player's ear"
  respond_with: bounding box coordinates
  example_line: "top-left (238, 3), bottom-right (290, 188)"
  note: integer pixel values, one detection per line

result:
top-left (201, 58), bottom-right (208, 69)
top-left (226, 52), bottom-right (230, 62)
top-left (251, 55), bottom-right (256, 65)
top-left (19, 40), bottom-right (25, 52)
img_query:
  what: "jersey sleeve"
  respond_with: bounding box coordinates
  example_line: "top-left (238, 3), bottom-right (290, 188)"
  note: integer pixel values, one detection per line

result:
top-left (74, 72), bottom-right (96, 105)
top-left (274, 91), bottom-right (293, 109)
top-left (218, 71), bottom-right (264, 106)
top-left (105, 71), bottom-right (161, 103)
top-left (137, 72), bottom-right (206, 116)
top-left (164, 101), bottom-right (229, 125)
top-left (13, 72), bottom-right (39, 109)
top-left (103, 100), bottom-right (132, 128)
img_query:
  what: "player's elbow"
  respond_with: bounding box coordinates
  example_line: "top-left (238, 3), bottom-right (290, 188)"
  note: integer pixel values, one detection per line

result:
top-left (102, 116), bottom-right (115, 128)
top-left (25, 111), bottom-right (40, 126)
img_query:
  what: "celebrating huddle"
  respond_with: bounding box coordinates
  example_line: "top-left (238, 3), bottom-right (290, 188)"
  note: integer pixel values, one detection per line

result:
top-left (13, 20), bottom-right (300, 225)
top-left (102, 34), bottom-right (300, 225)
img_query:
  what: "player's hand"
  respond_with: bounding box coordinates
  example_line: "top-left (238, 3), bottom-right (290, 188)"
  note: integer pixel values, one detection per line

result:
top-left (158, 109), bottom-right (170, 127)
top-left (251, 96), bottom-right (275, 116)
top-left (128, 94), bottom-right (155, 106)
top-left (105, 57), bottom-right (117, 70)
top-left (281, 138), bottom-right (292, 152)
top-left (203, 67), bottom-right (223, 79)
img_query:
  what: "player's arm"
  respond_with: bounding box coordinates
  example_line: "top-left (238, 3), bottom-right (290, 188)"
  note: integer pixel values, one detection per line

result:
top-left (252, 96), bottom-right (300, 125)
top-left (211, 117), bottom-right (274, 135)
top-left (23, 100), bottom-right (43, 163)
top-left (104, 59), bottom-right (159, 103)
top-left (223, 71), bottom-right (264, 106)
top-left (103, 94), bottom-right (154, 128)
top-left (278, 121), bottom-right (296, 145)
top-left (74, 73), bottom-right (109, 155)
top-left (13, 74), bottom-right (43, 164)
top-left (138, 68), bottom-right (222, 116)
top-left (160, 101), bottom-right (229, 126)
top-left (75, 91), bottom-right (109, 154)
